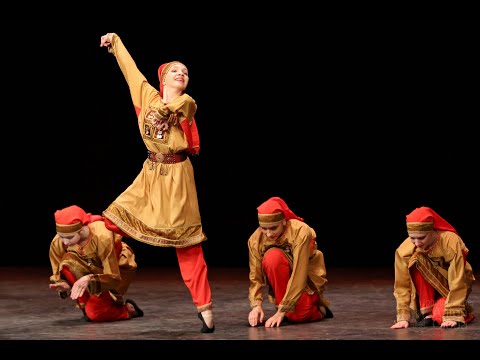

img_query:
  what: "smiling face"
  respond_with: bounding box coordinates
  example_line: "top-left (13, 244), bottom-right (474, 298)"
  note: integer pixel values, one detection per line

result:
top-left (163, 63), bottom-right (189, 93)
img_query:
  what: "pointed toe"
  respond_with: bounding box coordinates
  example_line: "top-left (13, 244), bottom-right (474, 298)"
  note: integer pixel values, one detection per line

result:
top-left (198, 312), bottom-right (215, 333)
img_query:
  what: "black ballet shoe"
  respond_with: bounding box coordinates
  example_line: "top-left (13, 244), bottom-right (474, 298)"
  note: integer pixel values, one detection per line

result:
top-left (324, 307), bottom-right (334, 319)
top-left (198, 312), bottom-right (215, 333)
top-left (81, 308), bottom-right (91, 322)
top-left (416, 314), bottom-right (433, 327)
top-left (126, 299), bottom-right (144, 318)
top-left (319, 306), bottom-right (334, 319)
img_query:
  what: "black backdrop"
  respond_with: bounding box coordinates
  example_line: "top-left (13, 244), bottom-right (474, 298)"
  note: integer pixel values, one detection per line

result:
top-left (7, 12), bottom-right (478, 270)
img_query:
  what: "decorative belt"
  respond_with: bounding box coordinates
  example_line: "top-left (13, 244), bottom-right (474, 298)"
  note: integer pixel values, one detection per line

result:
top-left (147, 151), bottom-right (187, 164)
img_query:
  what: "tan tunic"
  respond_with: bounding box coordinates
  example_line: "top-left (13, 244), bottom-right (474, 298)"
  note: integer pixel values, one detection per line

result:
top-left (102, 33), bottom-right (206, 248)
top-left (49, 221), bottom-right (137, 303)
top-left (248, 219), bottom-right (330, 313)
top-left (393, 230), bottom-right (475, 323)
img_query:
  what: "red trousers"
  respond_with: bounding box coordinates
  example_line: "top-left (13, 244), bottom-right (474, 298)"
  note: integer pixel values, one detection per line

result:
top-left (104, 220), bottom-right (212, 311)
top-left (176, 243), bottom-right (212, 310)
top-left (61, 266), bottom-right (129, 322)
top-left (262, 248), bottom-right (323, 323)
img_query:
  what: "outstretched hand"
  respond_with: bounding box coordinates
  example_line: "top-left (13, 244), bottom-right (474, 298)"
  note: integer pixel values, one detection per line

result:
top-left (391, 320), bottom-right (409, 329)
top-left (49, 282), bottom-right (71, 292)
top-left (441, 320), bottom-right (459, 328)
top-left (100, 33), bottom-right (113, 48)
top-left (70, 274), bottom-right (93, 300)
top-left (265, 311), bottom-right (286, 328)
top-left (248, 305), bottom-right (265, 327)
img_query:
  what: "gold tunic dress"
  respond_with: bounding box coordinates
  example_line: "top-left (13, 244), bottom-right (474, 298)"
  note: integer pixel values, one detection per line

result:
top-left (248, 219), bottom-right (330, 313)
top-left (49, 221), bottom-right (137, 304)
top-left (102, 33), bottom-right (206, 248)
top-left (393, 230), bottom-right (475, 323)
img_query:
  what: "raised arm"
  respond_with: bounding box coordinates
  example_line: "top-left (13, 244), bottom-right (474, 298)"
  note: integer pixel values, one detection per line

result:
top-left (99, 32), bottom-right (157, 116)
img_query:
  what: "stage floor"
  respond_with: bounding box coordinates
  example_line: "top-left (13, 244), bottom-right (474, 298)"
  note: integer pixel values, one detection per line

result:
top-left (1, 266), bottom-right (478, 351)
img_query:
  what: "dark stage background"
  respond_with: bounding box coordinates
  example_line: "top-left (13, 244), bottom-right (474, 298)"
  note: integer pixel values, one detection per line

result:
top-left (7, 11), bottom-right (478, 271)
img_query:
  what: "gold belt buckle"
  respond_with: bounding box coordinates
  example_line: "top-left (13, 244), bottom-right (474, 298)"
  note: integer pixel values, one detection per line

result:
top-left (156, 153), bottom-right (165, 163)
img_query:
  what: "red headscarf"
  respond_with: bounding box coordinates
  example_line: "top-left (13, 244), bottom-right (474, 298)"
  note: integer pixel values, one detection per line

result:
top-left (257, 197), bottom-right (304, 225)
top-left (54, 205), bottom-right (104, 235)
top-left (157, 61), bottom-right (200, 155)
top-left (406, 206), bottom-right (457, 235)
